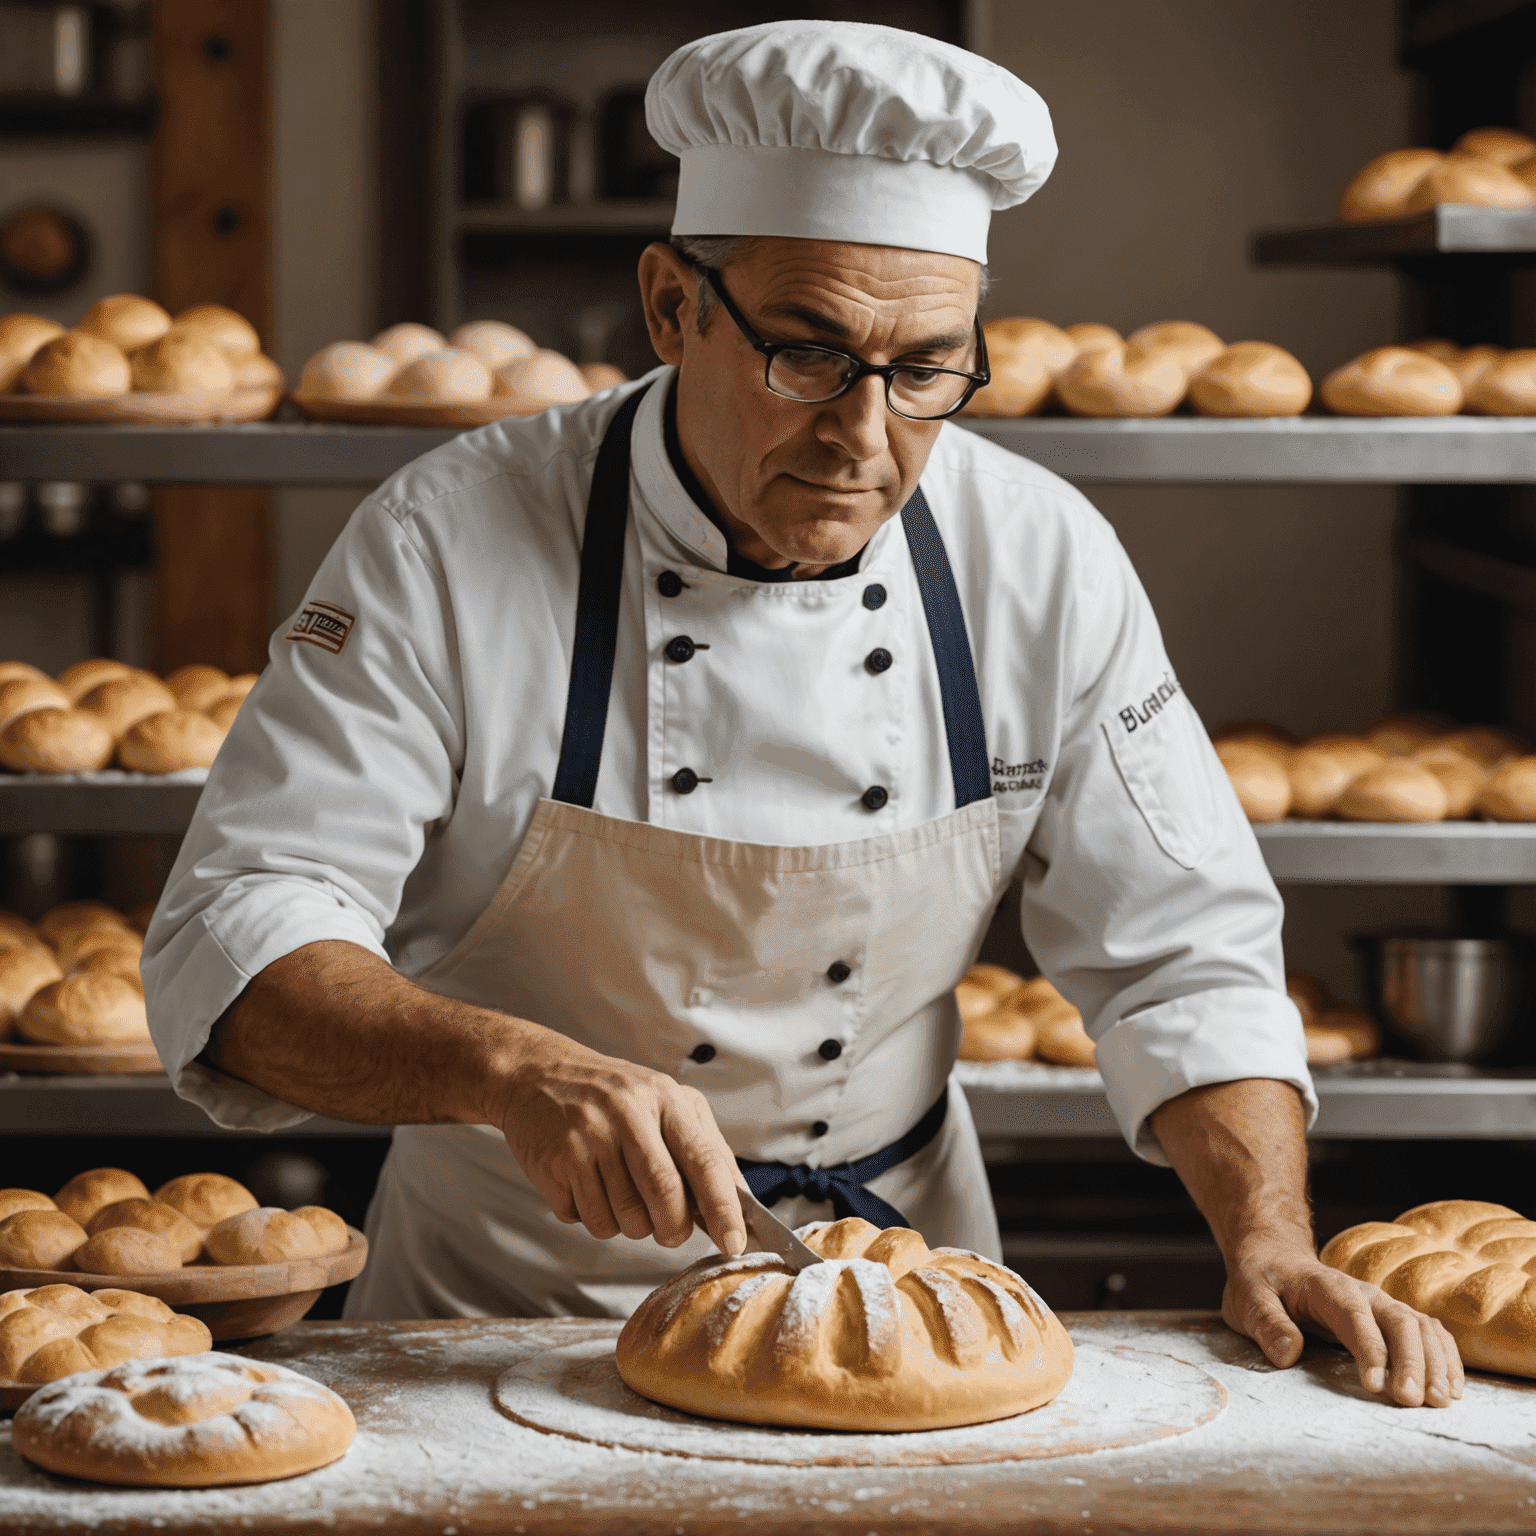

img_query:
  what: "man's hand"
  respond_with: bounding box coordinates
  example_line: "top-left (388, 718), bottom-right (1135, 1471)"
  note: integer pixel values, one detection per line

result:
top-left (1222, 1230), bottom-right (1463, 1408)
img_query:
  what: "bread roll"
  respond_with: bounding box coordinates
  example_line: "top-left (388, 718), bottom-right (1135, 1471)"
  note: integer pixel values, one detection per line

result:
top-left (20, 333), bottom-right (130, 398)
top-left (1033, 1006), bottom-right (1097, 1067)
top-left (1365, 713), bottom-right (1444, 756)
top-left (1216, 739), bottom-right (1292, 821)
top-left (0, 313), bottom-right (65, 390)
top-left (0, 1209), bottom-right (86, 1270)
top-left (370, 322), bottom-right (446, 366)
top-left (1415, 342), bottom-right (1503, 395)
top-left (0, 708), bottom-right (115, 773)
top-left (37, 900), bottom-right (127, 947)
top-left (1062, 322), bottom-right (1121, 356)
top-left (580, 362), bottom-right (627, 391)
top-left (1405, 157), bottom-right (1535, 213)
top-left (0, 660), bottom-right (50, 687)
top-left (959, 1004), bottom-right (1037, 1062)
top-left (72, 1228), bottom-right (182, 1277)
top-left (55, 1169), bottom-right (150, 1227)
top-left (72, 947), bottom-right (144, 991)
top-left (87, 1199), bottom-right (201, 1264)
top-left (1304, 1026), bottom-right (1352, 1065)
top-left (0, 944), bottom-right (62, 1022)
top-left (117, 709), bottom-right (226, 773)
top-left (154, 1173), bottom-right (257, 1232)
top-left (1339, 148), bottom-right (1444, 222)
top-left (1188, 341), bottom-right (1312, 417)
top-left (164, 664), bottom-right (229, 711)
top-left (1320, 347), bottom-right (1462, 416)
top-left (492, 351), bottom-right (591, 408)
top-left (0, 1190), bottom-right (55, 1222)
top-left (76, 295), bottom-right (172, 354)
top-left (963, 346), bottom-right (1052, 417)
top-left (1412, 743), bottom-right (1487, 818)
top-left (55, 924), bottom-right (139, 973)
top-left (56, 658), bottom-right (131, 703)
top-left (169, 304), bottom-right (259, 357)
top-left (1475, 755), bottom-right (1536, 820)
top-left (963, 962), bottom-right (1025, 995)
top-left (1321, 1201), bottom-right (1536, 1379)
top-left (231, 352), bottom-right (284, 389)
top-left (617, 1216), bottom-right (1073, 1431)
top-left (1440, 726), bottom-right (1524, 767)
top-left (298, 342), bottom-right (396, 401)
top-left (128, 333), bottom-right (235, 394)
top-left (205, 694), bottom-right (243, 732)
top-left (449, 319), bottom-right (536, 369)
top-left (13, 1352), bottom-right (356, 1486)
top-left (0, 912), bottom-right (41, 950)
top-left (1336, 760), bottom-right (1449, 822)
top-left (203, 1206), bottom-right (349, 1266)
top-left (1286, 738), bottom-right (1385, 818)
top-left (1055, 342), bottom-right (1188, 417)
top-left (1465, 349), bottom-right (1536, 415)
top-left (0, 1285), bottom-right (209, 1385)
top-left (0, 676), bottom-right (69, 731)
top-left (385, 347), bottom-right (491, 402)
top-left (18, 974), bottom-right (151, 1046)
top-left (1455, 127), bottom-right (1536, 164)
top-left (77, 673), bottom-right (177, 738)
top-left (1313, 1006), bottom-right (1381, 1061)
top-left (1125, 320), bottom-right (1224, 377)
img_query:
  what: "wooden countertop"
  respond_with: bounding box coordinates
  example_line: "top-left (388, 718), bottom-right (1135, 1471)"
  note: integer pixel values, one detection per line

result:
top-left (4, 1311), bottom-right (1534, 1535)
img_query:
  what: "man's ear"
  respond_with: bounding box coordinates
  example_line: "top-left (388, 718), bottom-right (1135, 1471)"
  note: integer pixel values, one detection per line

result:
top-left (637, 243), bottom-right (696, 366)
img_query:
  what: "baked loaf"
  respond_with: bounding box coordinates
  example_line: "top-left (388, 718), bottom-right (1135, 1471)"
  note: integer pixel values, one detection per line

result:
top-left (1337, 761), bottom-right (1450, 822)
top-left (56, 922), bottom-right (140, 972)
top-left (0, 1189), bottom-right (55, 1221)
top-left (384, 348), bottom-right (491, 402)
top-left (1216, 739), bottom-right (1292, 822)
top-left (77, 673), bottom-right (177, 738)
top-left (1125, 320), bottom-right (1224, 376)
top-left (203, 1205), bottom-right (349, 1265)
top-left (298, 342), bottom-right (396, 401)
top-left (1412, 341), bottom-right (1503, 395)
top-left (0, 1208), bottom-right (88, 1269)
top-left (1475, 756), bottom-right (1536, 820)
top-left (1456, 127), bottom-right (1536, 165)
top-left (0, 1285), bottom-right (209, 1384)
top-left (1188, 342), bottom-right (1312, 417)
top-left (1320, 1201), bottom-right (1536, 1378)
top-left (0, 707), bottom-right (115, 773)
top-left (1031, 990), bottom-right (1097, 1066)
top-left (155, 1173), bottom-right (258, 1231)
top-left (37, 899), bottom-right (126, 947)
top-left (0, 675), bottom-right (69, 730)
top-left (493, 352), bottom-right (591, 408)
top-left (1286, 738), bottom-right (1385, 819)
top-left (72, 1227), bottom-right (182, 1276)
top-left (55, 1168), bottom-right (150, 1226)
top-left (581, 362), bottom-right (627, 392)
top-left (1441, 726), bottom-right (1524, 766)
top-left (1413, 744), bottom-right (1488, 818)
top-left (449, 319), bottom-right (536, 369)
top-left (0, 943), bottom-right (63, 1022)
top-left (1404, 158), bottom-right (1534, 214)
top-left (168, 304), bottom-right (260, 358)
top-left (88, 1198), bottom-right (202, 1263)
top-left (616, 1216), bottom-right (1074, 1431)
top-left (17, 973), bottom-right (150, 1045)
top-left (954, 961), bottom-right (1023, 1022)
top-left (959, 1003), bottom-right (1036, 1062)
top-left (1366, 712), bottom-right (1446, 756)
top-left (206, 694), bottom-right (243, 732)
top-left (1339, 148), bottom-right (1445, 222)
top-left (1465, 349), bottom-right (1536, 415)
top-left (164, 663), bottom-right (230, 711)
top-left (1055, 342), bottom-right (1187, 418)
top-left (0, 659), bottom-right (51, 687)
top-left (1308, 1007), bottom-right (1381, 1064)
top-left (370, 321), bottom-right (445, 365)
top-left (1321, 347), bottom-right (1463, 416)
top-left (1063, 322), bottom-right (1120, 355)
top-left (21, 333), bottom-right (130, 398)
top-left (56, 658), bottom-right (131, 703)
top-left (128, 333), bottom-right (235, 394)
top-left (13, 1353), bottom-right (356, 1486)
top-left (0, 313), bottom-right (65, 390)
top-left (77, 295), bottom-right (172, 353)
top-left (965, 318), bottom-right (1076, 417)
top-left (117, 708), bottom-right (226, 772)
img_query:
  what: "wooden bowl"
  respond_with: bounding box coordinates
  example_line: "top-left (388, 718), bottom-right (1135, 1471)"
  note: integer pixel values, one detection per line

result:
top-left (0, 386), bottom-right (281, 423)
top-left (0, 1227), bottom-right (367, 1341)
top-left (0, 1040), bottom-right (162, 1075)
top-left (291, 391), bottom-right (546, 427)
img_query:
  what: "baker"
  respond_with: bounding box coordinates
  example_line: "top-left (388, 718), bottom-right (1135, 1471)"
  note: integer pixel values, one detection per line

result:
top-left (145, 21), bottom-right (1461, 1409)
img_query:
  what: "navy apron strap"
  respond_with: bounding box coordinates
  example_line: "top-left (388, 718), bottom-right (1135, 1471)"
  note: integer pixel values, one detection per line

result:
top-left (900, 487), bottom-right (992, 808)
top-left (550, 383), bottom-right (652, 808)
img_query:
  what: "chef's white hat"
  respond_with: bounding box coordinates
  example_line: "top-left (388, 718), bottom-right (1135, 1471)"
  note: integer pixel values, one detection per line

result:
top-left (646, 21), bottom-right (1056, 264)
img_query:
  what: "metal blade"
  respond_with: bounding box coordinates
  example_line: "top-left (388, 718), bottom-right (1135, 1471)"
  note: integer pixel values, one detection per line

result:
top-left (735, 1185), bottom-right (823, 1272)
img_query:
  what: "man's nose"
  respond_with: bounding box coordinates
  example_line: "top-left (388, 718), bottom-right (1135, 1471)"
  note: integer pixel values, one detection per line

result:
top-left (815, 373), bottom-right (888, 462)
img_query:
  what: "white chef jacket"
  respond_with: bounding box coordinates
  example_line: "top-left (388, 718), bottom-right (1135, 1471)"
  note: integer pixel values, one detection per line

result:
top-left (143, 369), bottom-right (1314, 1162)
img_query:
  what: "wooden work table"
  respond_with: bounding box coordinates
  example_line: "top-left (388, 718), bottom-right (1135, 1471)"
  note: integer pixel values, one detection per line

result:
top-left (4, 1311), bottom-right (1534, 1535)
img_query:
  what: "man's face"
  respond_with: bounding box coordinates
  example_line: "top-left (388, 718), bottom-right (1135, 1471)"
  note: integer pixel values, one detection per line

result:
top-left (642, 237), bottom-right (982, 572)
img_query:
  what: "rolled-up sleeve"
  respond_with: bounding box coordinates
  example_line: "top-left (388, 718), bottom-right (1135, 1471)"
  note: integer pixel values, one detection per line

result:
top-left (143, 498), bottom-right (463, 1130)
top-left (1020, 520), bottom-right (1315, 1163)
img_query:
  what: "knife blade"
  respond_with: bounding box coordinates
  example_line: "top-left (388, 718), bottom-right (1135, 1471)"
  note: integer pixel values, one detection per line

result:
top-left (734, 1184), bottom-right (823, 1272)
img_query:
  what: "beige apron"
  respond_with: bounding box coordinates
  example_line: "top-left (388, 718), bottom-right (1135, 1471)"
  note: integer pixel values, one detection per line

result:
top-left (346, 387), bottom-right (1006, 1319)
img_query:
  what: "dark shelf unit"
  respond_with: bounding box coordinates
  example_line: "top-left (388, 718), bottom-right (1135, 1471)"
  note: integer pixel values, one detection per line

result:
top-left (0, 96), bottom-right (156, 139)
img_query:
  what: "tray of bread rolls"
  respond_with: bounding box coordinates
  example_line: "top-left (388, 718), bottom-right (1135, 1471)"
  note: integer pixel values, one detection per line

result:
top-left (0, 297), bottom-right (283, 423)
top-left (0, 1170), bottom-right (367, 1341)
top-left (291, 318), bottom-right (626, 426)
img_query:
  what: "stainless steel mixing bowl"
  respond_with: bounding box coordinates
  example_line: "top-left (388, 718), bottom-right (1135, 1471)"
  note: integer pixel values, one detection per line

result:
top-left (1368, 936), bottom-right (1525, 1064)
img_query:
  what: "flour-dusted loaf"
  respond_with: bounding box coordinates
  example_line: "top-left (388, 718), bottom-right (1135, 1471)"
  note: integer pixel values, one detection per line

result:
top-left (153, 1172), bottom-right (258, 1231)
top-left (449, 318), bottom-right (536, 369)
top-left (88, 1197), bottom-right (202, 1263)
top-left (616, 1216), bottom-right (1074, 1431)
top-left (203, 1205), bottom-right (349, 1265)
top-left (370, 321), bottom-right (446, 366)
top-left (1321, 1201), bottom-right (1536, 1378)
top-left (12, 1352), bottom-right (356, 1486)
top-left (0, 1285), bottom-right (209, 1384)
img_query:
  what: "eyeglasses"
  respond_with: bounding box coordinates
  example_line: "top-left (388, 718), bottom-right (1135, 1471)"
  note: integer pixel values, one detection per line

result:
top-left (702, 268), bottom-right (990, 422)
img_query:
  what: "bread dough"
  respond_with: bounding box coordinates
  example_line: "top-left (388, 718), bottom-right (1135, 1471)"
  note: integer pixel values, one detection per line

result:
top-left (170, 304), bottom-right (260, 357)
top-left (1339, 148), bottom-right (1444, 222)
top-left (1056, 342), bottom-right (1187, 418)
top-left (55, 1168), bottom-right (151, 1228)
top-left (0, 1208), bottom-right (87, 1270)
top-left (1188, 342), bottom-right (1312, 417)
top-left (20, 333), bottom-right (131, 398)
top-left (0, 1285), bottom-right (209, 1384)
top-left (128, 333), bottom-right (235, 394)
top-left (385, 348), bottom-right (492, 403)
top-left (449, 319), bottom-right (536, 369)
top-left (77, 295), bottom-right (172, 354)
top-left (154, 1173), bottom-right (258, 1231)
top-left (1321, 347), bottom-right (1463, 417)
top-left (299, 342), bottom-right (396, 401)
top-left (0, 313), bottom-right (65, 390)
top-left (0, 708), bottom-right (115, 773)
top-left (1336, 761), bottom-right (1450, 822)
top-left (117, 708), bottom-right (226, 772)
top-left (204, 1205), bottom-right (349, 1265)
top-left (88, 1198), bottom-right (202, 1263)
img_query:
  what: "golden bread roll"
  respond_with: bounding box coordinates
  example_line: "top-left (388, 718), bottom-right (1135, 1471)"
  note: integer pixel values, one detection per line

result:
top-left (1188, 341), bottom-right (1311, 417)
top-left (169, 304), bottom-right (259, 357)
top-left (77, 295), bottom-right (172, 353)
top-left (958, 1003), bottom-right (1036, 1062)
top-left (231, 352), bottom-right (283, 389)
top-left (1412, 744), bottom-right (1488, 818)
top-left (298, 341), bottom-right (396, 401)
top-left (448, 319), bottom-right (536, 369)
top-left (72, 947), bottom-right (144, 992)
top-left (55, 923), bottom-right (139, 973)
top-left (0, 660), bottom-right (50, 687)
top-left (203, 1205), bottom-right (349, 1265)
top-left (1313, 1007), bottom-right (1381, 1061)
top-left (1033, 1007), bottom-right (1097, 1067)
top-left (12, 1352), bottom-right (356, 1486)
top-left (1124, 320), bottom-right (1224, 376)
top-left (154, 1173), bottom-right (258, 1232)
top-left (1405, 157), bottom-right (1535, 213)
top-left (117, 708), bottom-right (226, 773)
top-left (77, 673), bottom-right (177, 738)
top-left (0, 1190), bottom-right (55, 1222)
top-left (72, 1227), bottom-right (182, 1277)
top-left (492, 351), bottom-right (591, 407)
top-left (617, 1216), bottom-right (1073, 1431)
top-left (1212, 718), bottom-right (1295, 748)
top-left (1062, 321), bottom-right (1121, 355)
top-left (56, 657), bottom-right (131, 703)
top-left (1440, 726), bottom-right (1524, 766)
top-left (1010, 973), bottom-right (1079, 1024)
top-left (1304, 1026), bottom-right (1353, 1066)
top-left (54, 1169), bottom-right (150, 1227)
top-left (0, 313), bottom-right (65, 390)
top-left (964, 962), bottom-right (1026, 995)
top-left (1055, 341), bottom-right (1188, 418)
top-left (0, 708), bottom-right (115, 773)
top-left (1475, 755), bottom-right (1536, 820)
top-left (384, 347), bottom-right (491, 402)
top-left (1465, 348), bottom-right (1536, 415)
top-left (1454, 126), bottom-right (1536, 165)
top-left (20, 333), bottom-right (130, 398)
top-left (963, 345), bottom-right (1052, 417)
top-left (955, 979), bottom-right (1004, 1020)
top-left (0, 1285), bottom-right (209, 1385)
top-left (985, 316), bottom-right (1077, 372)
top-left (1336, 760), bottom-right (1450, 822)
top-left (1339, 148), bottom-right (1444, 222)
top-left (1514, 152), bottom-right (1536, 193)
top-left (1216, 739), bottom-right (1292, 821)
top-left (1365, 712), bottom-right (1444, 756)
top-left (370, 321), bottom-right (446, 365)
top-left (1321, 1201), bottom-right (1536, 1379)
top-left (1434, 343), bottom-right (1502, 394)
top-left (0, 908), bottom-right (40, 940)
top-left (87, 1199), bottom-right (201, 1264)
top-left (36, 900), bottom-right (127, 947)
top-left (0, 944), bottom-right (63, 1021)
top-left (580, 362), bottom-right (627, 391)
top-left (17, 973), bottom-right (151, 1046)
top-left (204, 694), bottom-right (243, 732)
top-left (164, 663), bottom-right (229, 711)
top-left (1286, 738), bottom-right (1385, 818)
top-left (0, 676), bottom-right (69, 731)
top-left (128, 333), bottom-right (235, 394)
top-left (1320, 347), bottom-right (1462, 416)
top-left (0, 1208), bottom-right (86, 1270)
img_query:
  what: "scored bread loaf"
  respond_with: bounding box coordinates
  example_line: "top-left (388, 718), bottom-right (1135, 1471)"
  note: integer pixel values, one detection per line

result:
top-left (55, 923), bottom-right (140, 972)
top-left (1311, 1007), bottom-right (1381, 1062)
top-left (1321, 347), bottom-right (1463, 416)
top-left (1405, 157), bottom-right (1535, 213)
top-left (0, 1285), bottom-right (209, 1385)
top-left (1032, 996), bottom-right (1097, 1066)
top-left (71, 1227), bottom-right (183, 1276)
top-left (1455, 126), bottom-right (1536, 164)
top-left (580, 362), bottom-right (627, 392)
top-left (1465, 349), bottom-right (1536, 415)
top-left (1320, 1201), bottom-right (1536, 1378)
top-left (1124, 320), bottom-right (1224, 376)
top-left (1337, 760), bottom-right (1450, 822)
top-left (959, 1003), bottom-right (1037, 1062)
top-left (0, 660), bottom-right (51, 687)
top-left (1413, 744), bottom-right (1488, 818)
top-left (17, 972), bottom-right (150, 1045)
top-left (1062, 321), bottom-right (1121, 355)
top-left (1188, 342), bottom-right (1311, 417)
top-left (0, 943), bottom-right (63, 1021)
top-left (36, 899), bottom-right (127, 947)
top-left (87, 1198), bottom-right (201, 1263)
top-left (0, 676), bottom-right (69, 731)
top-left (1055, 342), bottom-right (1188, 418)
top-left (1410, 341), bottom-right (1504, 395)
top-left (203, 1205), bottom-right (349, 1265)
top-left (1216, 739), bottom-right (1292, 822)
top-left (117, 708), bottom-right (226, 772)
top-left (0, 707), bottom-right (115, 773)
top-left (232, 352), bottom-right (284, 389)
top-left (1286, 738), bottom-right (1385, 819)
top-left (20, 333), bottom-right (131, 398)
top-left (76, 673), bottom-right (177, 739)
top-left (55, 1168), bottom-right (150, 1227)
top-left (616, 1216), bottom-right (1074, 1431)
top-left (76, 295), bottom-right (172, 354)
top-left (1475, 756), bottom-right (1536, 820)
top-left (964, 318), bottom-right (1075, 417)
top-left (154, 1173), bottom-right (258, 1231)
top-left (0, 1208), bottom-right (87, 1270)
top-left (56, 658), bottom-right (131, 703)
top-left (163, 663), bottom-right (229, 711)
top-left (954, 961), bottom-right (1022, 1021)
top-left (1439, 726), bottom-right (1524, 767)
top-left (370, 321), bottom-right (446, 366)
top-left (1339, 148), bottom-right (1444, 222)
top-left (1365, 712), bottom-right (1445, 756)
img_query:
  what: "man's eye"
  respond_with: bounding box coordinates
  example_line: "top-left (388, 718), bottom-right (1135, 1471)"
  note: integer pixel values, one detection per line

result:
top-left (898, 368), bottom-right (943, 388)
top-left (778, 347), bottom-right (843, 372)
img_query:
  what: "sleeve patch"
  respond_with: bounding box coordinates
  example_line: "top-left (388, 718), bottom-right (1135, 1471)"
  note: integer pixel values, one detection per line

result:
top-left (286, 600), bottom-right (355, 655)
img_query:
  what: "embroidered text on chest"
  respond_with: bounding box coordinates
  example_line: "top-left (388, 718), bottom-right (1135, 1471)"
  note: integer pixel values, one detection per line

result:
top-left (992, 756), bottom-right (1047, 795)
top-left (1117, 673), bottom-right (1182, 734)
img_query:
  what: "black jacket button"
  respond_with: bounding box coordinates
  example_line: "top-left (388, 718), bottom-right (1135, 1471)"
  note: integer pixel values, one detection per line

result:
top-left (658, 570), bottom-right (684, 598)
top-left (826, 961), bottom-right (851, 984)
top-left (862, 584), bottom-right (887, 610)
top-left (690, 1042), bottom-right (716, 1063)
top-left (818, 1038), bottom-right (843, 1061)
top-left (862, 785), bottom-right (888, 811)
top-left (865, 647), bottom-right (892, 674)
top-left (672, 768), bottom-right (700, 794)
top-left (665, 635), bottom-right (696, 663)
top-left (811, 1120), bottom-right (829, 1137)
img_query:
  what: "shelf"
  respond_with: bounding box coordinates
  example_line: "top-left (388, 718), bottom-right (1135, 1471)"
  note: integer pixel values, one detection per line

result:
top-left (0, 771), bottom-right (206, 835)
top-left (458, 200), bottom-right (675, 234)
top-left (1252, 206), bottom-right (1536, 266)
top-left (1254, 821), bottom-right (1536, 883)
top-left (1404, 533), bottom-right (1536, 617)
top-left (0, 98), bottom-right (157, 139)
